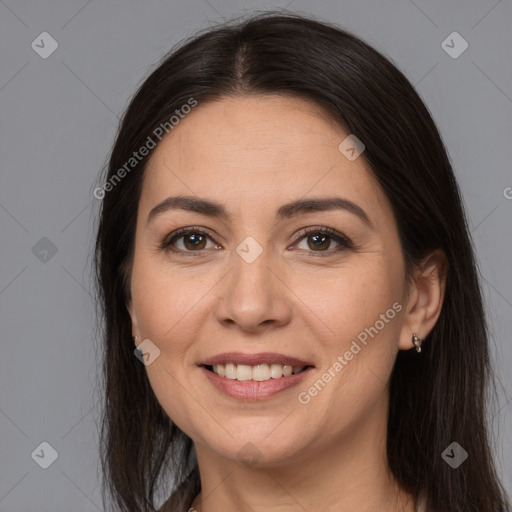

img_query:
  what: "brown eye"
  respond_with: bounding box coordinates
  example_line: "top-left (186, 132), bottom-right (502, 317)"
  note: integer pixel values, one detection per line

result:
top-left (294, 227), bottom-right (353, 256)
top-left (160, 227), bottom-right (218, 253)
top-left (305, 233), bottom-right (331, 251)
top-left (181, 232), bottom-right (207, 250)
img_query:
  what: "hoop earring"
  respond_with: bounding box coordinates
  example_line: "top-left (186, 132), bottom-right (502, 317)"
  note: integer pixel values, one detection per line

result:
top-left (412, 333), bottom-right (423, 353)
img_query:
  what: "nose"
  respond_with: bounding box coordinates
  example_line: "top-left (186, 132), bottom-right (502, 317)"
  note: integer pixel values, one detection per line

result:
top-left (214, 247), bottom-right (292, 334)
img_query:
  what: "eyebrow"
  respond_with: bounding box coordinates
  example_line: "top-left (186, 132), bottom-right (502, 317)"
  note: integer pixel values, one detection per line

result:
top-left (147, 195), bottom-right (373, 228)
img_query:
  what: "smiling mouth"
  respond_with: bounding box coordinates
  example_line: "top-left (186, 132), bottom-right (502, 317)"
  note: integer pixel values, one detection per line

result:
top-left (203, 363), bottom-right (312, 382)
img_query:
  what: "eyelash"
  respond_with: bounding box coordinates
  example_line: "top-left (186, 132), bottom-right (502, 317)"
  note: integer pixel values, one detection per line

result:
top-left (159, 226), bottom-right (354, 258)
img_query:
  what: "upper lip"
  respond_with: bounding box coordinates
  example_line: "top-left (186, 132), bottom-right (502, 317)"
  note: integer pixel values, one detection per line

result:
top-left (200, 352), bottom-right (314, 368)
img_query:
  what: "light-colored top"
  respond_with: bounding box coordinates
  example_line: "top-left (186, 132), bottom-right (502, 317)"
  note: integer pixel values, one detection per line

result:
top-left (417, 493), bottom-right (427, 512)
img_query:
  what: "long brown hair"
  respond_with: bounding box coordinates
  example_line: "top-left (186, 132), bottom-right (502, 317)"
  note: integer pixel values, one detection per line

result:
top-left (93, 11), bottom-right (511, 512)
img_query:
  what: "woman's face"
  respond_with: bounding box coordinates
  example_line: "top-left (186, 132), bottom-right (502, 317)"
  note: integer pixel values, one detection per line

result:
top-left (128, 94), bottom-right (415, 467)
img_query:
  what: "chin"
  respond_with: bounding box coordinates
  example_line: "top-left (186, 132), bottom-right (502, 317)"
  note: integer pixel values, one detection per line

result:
top-left (199, 427), bottom-right (313, 469)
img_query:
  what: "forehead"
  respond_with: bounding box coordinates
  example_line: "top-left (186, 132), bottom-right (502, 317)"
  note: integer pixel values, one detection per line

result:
top-left (139, 94), bottom-right (391, 225)
top-left (153, 95), bottom-right (351, 171)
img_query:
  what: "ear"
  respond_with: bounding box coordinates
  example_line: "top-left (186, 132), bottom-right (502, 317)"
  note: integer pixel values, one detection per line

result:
top-left (126, 298), bottom-right (141, 347)
top-left (398, 248), bottom-right (449, 351)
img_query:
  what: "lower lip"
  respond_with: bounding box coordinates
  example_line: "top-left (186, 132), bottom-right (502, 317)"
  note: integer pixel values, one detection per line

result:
top-left (200, 366), bottom-right (313, 400)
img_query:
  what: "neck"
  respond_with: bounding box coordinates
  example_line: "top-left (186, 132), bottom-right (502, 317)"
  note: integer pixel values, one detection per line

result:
top-left (189, 393), bottom-right (416, 512)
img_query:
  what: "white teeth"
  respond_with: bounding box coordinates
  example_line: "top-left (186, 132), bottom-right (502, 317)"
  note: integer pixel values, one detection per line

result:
top-left (225, 363), bottom-right (237, 379)
top-left (211, 363), bottom-right (306, 381)
top-left (236, 364), bottom-right (253, 381)
top-left (270, 363), bottom-right (283, 378)
top-left (282, 365), bottom-right (293, 377)
top-left (253, 364), bottom-right (270, 381)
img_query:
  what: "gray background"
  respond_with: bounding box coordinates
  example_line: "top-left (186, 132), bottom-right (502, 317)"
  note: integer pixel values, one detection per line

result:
top-left (1, 0), bottom-right (511, 510)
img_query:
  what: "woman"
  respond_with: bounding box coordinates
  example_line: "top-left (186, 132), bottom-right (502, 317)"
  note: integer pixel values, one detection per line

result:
top-left (93, 12), bottom-right (511, 512)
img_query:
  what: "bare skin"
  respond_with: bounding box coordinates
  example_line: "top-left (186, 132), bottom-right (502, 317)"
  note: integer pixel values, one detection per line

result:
top-left (127, 95), bottom-right (447, 512)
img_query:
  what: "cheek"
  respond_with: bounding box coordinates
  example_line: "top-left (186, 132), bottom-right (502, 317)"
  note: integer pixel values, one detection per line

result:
top-left (131, 279), bottom-right (202, 432)
top-left (144, 363), bottom-right (209, 442)
top-left (295, 255), bottom-right (404, 411)
top-left (131, 253), bottom-right (199, 346)
top-left (296, 257), bottom-right (403, 352)
top-left (130, 254), bottom-right (210, 414)
top-left (132, 255), bottom-right (206, 356)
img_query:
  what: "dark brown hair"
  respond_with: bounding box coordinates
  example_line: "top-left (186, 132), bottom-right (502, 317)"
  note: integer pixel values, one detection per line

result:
top-left (93, 11), bottom-right (511, 512)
